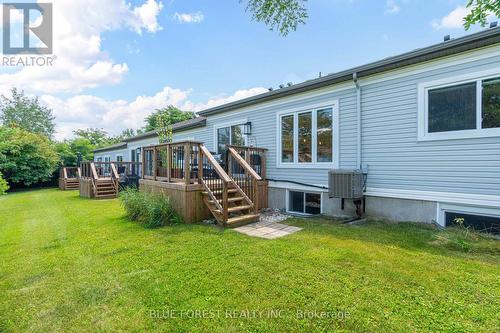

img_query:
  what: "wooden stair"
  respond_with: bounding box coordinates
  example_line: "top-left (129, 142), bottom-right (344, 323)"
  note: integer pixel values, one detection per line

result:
top-left (59, 167), bottom-right (81, 191)
top-left (199, 145), bottom-right (261, 228)
top-left (64, 179), bottom-right (79, 190)
top-left (202, 186), bottom-right (259, 227)
top-left (95, 179), bottom-right (118, 199)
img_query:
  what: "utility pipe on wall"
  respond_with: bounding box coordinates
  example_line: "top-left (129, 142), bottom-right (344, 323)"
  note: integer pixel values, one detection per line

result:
top-left (353, 72), bottom-right (361, 169)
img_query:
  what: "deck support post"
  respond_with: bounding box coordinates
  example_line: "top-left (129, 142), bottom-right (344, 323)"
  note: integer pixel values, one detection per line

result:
top-left (167, 146), bottom-right (171, 183)
top-left (184, 143), bottom-right (191, 185)
top-left (141, 149), bottom-right (145, 179)
top-left (197, 144), bottom-right (203, 184)
top-left (153, 146), bottom-right (157, 181)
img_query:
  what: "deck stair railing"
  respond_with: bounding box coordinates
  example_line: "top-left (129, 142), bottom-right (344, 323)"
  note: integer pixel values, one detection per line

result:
top-left (80, 161), bottom-right (120, 199)
top-left (58, 166), bottom-right (81, 190)
top-left (227, 146), bottom-right (263, 215)
top-left (142, 141), bottom-right (262, 226)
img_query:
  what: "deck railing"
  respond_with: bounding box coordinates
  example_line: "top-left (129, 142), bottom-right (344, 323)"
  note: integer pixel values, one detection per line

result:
top-left (59, 166), bottom-right (81, 179)
top-left (227, 145), bottom-right (267, 179)
top-left (141, 141), bottom-right (267, 223)
top-left (227, 147), bottom-right (262, 214)
top-left (142, 141), bottom-right (203, 185)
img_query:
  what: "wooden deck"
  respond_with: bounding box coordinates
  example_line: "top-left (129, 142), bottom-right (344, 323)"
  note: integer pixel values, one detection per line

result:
top-left (141, 142), bottom-right (269, 226)
top-left (79, 162), bottom-right (141, 199)
top-left (58, 167), bottom-right (80, 190)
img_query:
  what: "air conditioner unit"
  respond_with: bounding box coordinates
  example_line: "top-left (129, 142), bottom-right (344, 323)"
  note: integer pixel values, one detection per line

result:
top-left (328, 169), bottom-right (364, 199)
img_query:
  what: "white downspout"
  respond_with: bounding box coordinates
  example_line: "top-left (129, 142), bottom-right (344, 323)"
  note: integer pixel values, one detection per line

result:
top-left (353, 72), bottom-right (361, 169)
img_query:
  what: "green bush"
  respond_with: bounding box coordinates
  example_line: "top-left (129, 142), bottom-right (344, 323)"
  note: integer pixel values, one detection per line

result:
top-left (119, 187), bottom-right (182, 228)
top-left (0, 172), bottom-right (9, 195)
top-left (0, 126), bottom-right (59, 186)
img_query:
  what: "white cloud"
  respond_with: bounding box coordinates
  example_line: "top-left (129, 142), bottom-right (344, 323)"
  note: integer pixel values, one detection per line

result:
top-left (41, 86), bottom-right (267, 140)
top-left (132, 0), bottom-right (164, 33)
top-left (184, 87), bottom-right (268, 112)
top-left (431, 6), bottom-right (468, 30)
top-left (0, 0), bottom-right (164, 94)
top-left (173, 11), bottom-right (204, 24)
top-left (385, 0), bottom-right (400, 15)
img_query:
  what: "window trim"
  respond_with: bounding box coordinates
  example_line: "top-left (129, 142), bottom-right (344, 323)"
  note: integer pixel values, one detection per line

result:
top-left (437, 203), bottom-right (500, 227)
top-left (213, 119), bottom-right (248, 153)
top-left (285, 189), bottom-right (323, 215)
top-left (276, 100), bottom-right (339, 169)
top-left (115, 154), bottom-right (123, 162)
top-left (417, 68), bottom-right (500, 141)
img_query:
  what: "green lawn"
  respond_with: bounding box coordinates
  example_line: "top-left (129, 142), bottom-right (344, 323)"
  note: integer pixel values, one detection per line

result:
top-left (0, 189), bottom-right (498, 332)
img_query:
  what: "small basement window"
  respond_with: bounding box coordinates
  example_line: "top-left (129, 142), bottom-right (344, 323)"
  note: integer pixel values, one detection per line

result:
top-left (445, 211), bottom-right (500, 235)
top-left (287, 191), bottom-right (321, 215)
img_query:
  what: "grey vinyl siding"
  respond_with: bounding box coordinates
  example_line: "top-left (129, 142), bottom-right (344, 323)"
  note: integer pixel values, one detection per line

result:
top-left (361, 53), bottom-right (500, 196)
top-left (96, 45), bottom-right (500, 199)
top-left (174, 89), bottom-right (358, 186)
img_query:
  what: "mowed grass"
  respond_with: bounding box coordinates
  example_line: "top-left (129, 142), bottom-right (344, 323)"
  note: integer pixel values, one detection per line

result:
top-left (0, 189), bottom-right (498, 332)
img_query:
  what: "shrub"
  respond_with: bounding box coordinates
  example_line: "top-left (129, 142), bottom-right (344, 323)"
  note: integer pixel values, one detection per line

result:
top-left (0, 172), bottom-right (8, 195)
top-left (0, 126), bottom-right (59, 186)
top-left (120, 187), bottom-right (182, 228)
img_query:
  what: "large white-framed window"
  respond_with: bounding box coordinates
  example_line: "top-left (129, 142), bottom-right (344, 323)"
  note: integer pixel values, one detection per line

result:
top-left (418, 68), bottom-right (500, 141)
top-left (213, 119), bottom-right (248, 154)
top-left (276, 101), bottom-right (339, 168)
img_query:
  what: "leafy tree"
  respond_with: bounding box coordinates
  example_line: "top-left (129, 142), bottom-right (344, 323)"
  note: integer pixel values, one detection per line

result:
top-left (464, 0), bottom-right (500, 29)
top-left (55, 138), bottom-right (95, 166)
top-left (144, 106), bottom-right (194, 132)
top-left (115, 128), bottom-right (137, 141)
top-left (0, 88), bottom-right (55, 138)
top-left (0, 126), bottom-right (59, 186)
top-left (244, 0), bottom-right (308, 36)
top-left (73, 128), bottom-right (111, 146)
top-left (0, 171), bottom-right (8, 195)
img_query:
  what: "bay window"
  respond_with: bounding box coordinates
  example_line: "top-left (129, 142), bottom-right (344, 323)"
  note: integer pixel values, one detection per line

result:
top-left (278, 102), bottom-right (337, 167)
top-left (419, 71), bottom-right (500, 141)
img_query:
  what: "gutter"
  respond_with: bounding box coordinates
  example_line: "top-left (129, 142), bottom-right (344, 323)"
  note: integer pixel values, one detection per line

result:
top-left (353, 72), bottom-right (361, 169)
top-left (198, 27), bottom-right (500, 117)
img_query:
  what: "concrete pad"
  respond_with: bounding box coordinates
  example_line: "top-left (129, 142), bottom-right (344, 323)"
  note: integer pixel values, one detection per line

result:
top-left (234, 221), bottom-right (302, 239)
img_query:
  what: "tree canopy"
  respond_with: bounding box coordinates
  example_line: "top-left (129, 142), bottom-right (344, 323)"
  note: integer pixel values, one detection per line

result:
top-left (244, 0), bottom-right (308, 36)
top-left (0, 88), bottom-right (55, 138)
top-left (143, 106), bottom-right (195, 132)
top-left (464, 0), bottom-right (500, 29)
top-left (0, 126), bottom-right (59, 186)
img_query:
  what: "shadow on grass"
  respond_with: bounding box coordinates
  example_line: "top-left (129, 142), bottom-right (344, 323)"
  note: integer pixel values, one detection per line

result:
top-left (285, 217), bottom-right (500, 262)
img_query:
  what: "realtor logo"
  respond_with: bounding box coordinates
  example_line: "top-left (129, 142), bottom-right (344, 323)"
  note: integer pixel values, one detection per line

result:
top-left (2, 2), bottom-right (53, 54)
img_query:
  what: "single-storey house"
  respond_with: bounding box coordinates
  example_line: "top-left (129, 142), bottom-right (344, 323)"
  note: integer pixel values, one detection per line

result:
top-left (94, 26), bottom-right (500, 229)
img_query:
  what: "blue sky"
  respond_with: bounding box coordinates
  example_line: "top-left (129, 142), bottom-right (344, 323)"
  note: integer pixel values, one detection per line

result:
top-left (96, 0), bottom-right (488, 102)
top-left (0, 0), bottom-right (497, 139)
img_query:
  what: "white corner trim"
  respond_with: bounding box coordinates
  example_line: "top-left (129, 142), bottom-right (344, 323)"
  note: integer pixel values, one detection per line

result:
top-left (417, 67), bottom-right (500, 142)
top-left (365, 187), bottom-right (500, 209)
